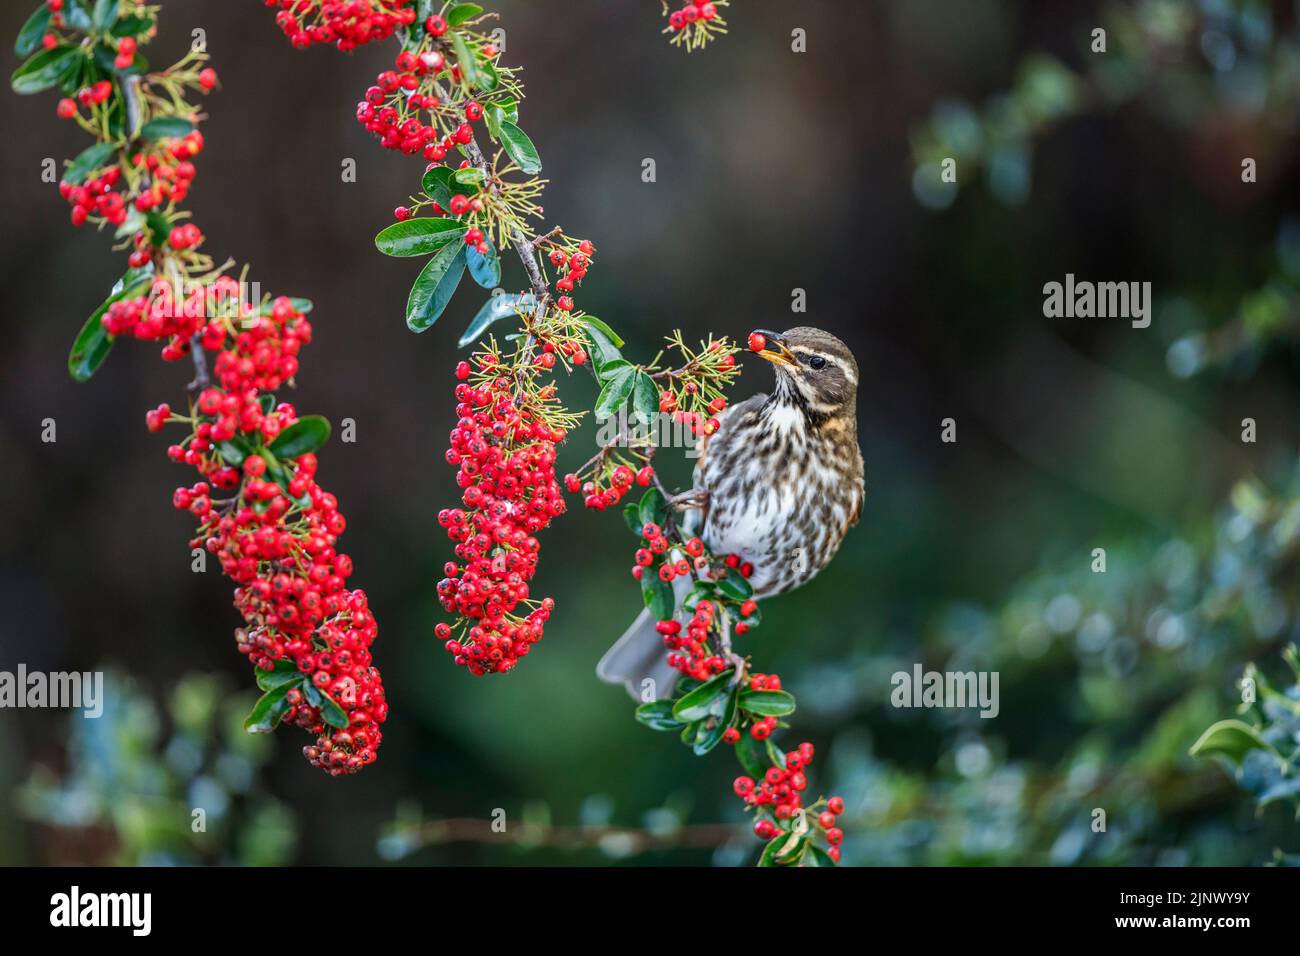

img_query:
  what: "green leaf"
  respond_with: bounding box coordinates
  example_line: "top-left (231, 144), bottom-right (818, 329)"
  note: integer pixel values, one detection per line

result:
top-left (735, 733), bottom-right (770, 779)
top-left (93, 0), bottom-right (118, 29)
top-left (485, 98), bottom-right (518, 139)
top-left (15, 6), bottom-right (53, 57)
top-left (638, 487), bottom-right (667, 528)
top-left (642, 576), bottom-right (675, 622)
top-left (672, 669), bottom-right (735, 723)
top-left (474, 58), bottom-right (499, 93)
top-left (453, 166), bottom-right (485, 186)
top-left (466, 239), bottom-right (501, 288)
top-left (11, 45), bottom-right (81, 95)
top-left (757, 834), bottom-right (807, 867)
top-left (63, 141), bottom-right (117, 186)
top-left (1189, 719), bottom-right (1273, 767)
top-left (375, 217), bottom-right (466, 257)
top-left (634, 700), bottom-right (684, 732)
top-left (256, 660), bottom-right (304, 692)
top-left (579, 315), bottom-right (624, 348)
top-left (243, 684), bottom-right (292, 734)
top-left (317, 690), bottom-right (349, 730)
top-left (804, 845), bottom-right (837, 867)
top-left (496, 120), bottom-right (542, 174)
top-left (459, 293), bottom-right (535, 348)
top-left (632, 372), bottom-right (658, 421)
top-left (217, 440), bottom-right (250, 467)
top-left (693, 690), bottom-right (738, 755)
top-left (138, 116), bottom-right (194, 141)
top-left (584, 322), bottom-right (624, 370)
top-left (407, 242), bottom-right (468, 332)
top-left (622, 500), bottom-right (643, 536)
top-left (596, 358), bottom-right (633, 382)
top-left (595, 365), bottom-right (636, 418)
top-left (450, 30), bottom-right (479, 89)
top-left (718, 567), bottom-right (754, 601)
top-left (446, 3), bottom-right (484, 27)
top-left (766, 739), bottom-right (787, 769)
top-left (268, 415), bottom-right (331, 459)
top-left (110, 14), bottom-right (153, 38)
top-left (740, 689), bottom-right (796, 717)
top-left (67, 269), bottom-right (152, 382)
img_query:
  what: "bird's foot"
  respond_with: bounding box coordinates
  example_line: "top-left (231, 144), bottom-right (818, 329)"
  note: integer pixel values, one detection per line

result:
top-left (669, 487), bottom-right (708, 511)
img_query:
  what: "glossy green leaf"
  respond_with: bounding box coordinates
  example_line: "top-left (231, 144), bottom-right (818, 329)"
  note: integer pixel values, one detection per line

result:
top-left (638, 487), bottom-right (667, 528)
top-left (375, 217), bottom-right (466, 257)
top-left (67, 269), bottom-right (152, 382)
top-left (243, 684), bottom-right (292, 734)
top-left (595, 365), bottom-right (636, 418)
top-left (446, 3), bottom-right (484, 27)
top-left (256, 660), bottom-right (304, 692)
top-left (623, 500), bottom-right (643, 536)
top-left (268, 415), bottom-right (331, 459)
top-left (63, 141), bottom-right (117, 186)
top-left (735, 733), bottom-right (770, 779)
top-left (694, 691), bottom-right (738, 755)
top-left (579, 315), bottom-right (624, 348)
top-left (15, 6), bottom-right (52, 57)
top-left (317, 690), bottom-right (349, 730)
top-left (642, 576), bottom-right (674, 622)
top-left (459, 293), bottom-right (535, 348)
top-left (672, 669), bottom-right (735, 723)
top-left (93, 0), bottom-right (118, 29)
top-left (718, 567), bottom-right (754, 601)
top-left (584, 322), bottom-right (624, 370)
top-left (632, 372), bottom-right (658, 421)
top-left (496, 120), bottom-right (542, 174)
top-left (407, 242), bottom-right (468, 332)
top-left (634, 700), bottom-right (683, 732)
top-left (740, 689), bottom-right (796, 717)
top-left (11, 45), bottom-right (81, 94)
top-left (138, 116), bottom-right (194, 140)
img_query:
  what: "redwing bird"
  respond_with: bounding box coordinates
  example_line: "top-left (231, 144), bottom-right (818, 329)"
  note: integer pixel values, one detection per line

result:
top-left (598, 327), bottom-right (865, 698)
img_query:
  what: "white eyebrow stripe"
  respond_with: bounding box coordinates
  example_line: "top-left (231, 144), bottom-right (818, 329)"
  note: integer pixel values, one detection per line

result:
top-left (790, 347), bottom-right (858, 385)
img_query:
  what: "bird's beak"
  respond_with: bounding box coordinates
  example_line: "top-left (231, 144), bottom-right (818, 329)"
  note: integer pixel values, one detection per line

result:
top-left (751, 329), bottom-right (798, 367)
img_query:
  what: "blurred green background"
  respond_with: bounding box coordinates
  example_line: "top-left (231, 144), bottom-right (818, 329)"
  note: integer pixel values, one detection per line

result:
top-left (2, 0), bottom-right (1300, 865)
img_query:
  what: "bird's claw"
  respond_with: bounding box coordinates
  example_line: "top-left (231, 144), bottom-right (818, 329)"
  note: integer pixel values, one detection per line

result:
top-left (669, 488), bottom-right (708, 510)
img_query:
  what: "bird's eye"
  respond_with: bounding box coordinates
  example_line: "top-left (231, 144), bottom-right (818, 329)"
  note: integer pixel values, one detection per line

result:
top-left (808, 355), bottom-right (827, 370)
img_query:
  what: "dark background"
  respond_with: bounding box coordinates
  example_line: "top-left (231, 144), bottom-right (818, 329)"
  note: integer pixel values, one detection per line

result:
top-left (2, 0), bottom-right (1299, 865)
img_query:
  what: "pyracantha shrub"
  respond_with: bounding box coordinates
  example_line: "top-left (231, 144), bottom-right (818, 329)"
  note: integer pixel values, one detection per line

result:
top-left (266, 0), bottom-right (844, 859)
top-left (14, 0), bottom-right (385, 775)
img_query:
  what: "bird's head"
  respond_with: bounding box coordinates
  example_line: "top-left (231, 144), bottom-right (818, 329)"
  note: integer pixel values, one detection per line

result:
top-left (748, 326), bottom-right (858, 423)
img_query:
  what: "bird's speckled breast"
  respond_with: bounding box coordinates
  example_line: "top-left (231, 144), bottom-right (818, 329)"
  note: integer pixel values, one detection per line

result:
top-left (696, 395), bottom-right (863, 598)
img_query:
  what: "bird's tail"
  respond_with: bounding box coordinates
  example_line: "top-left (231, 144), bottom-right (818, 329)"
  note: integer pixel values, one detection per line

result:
top-left (597, 547), bottom-right (698, 700)
top-left (596, 607), bottom-right (680, 701)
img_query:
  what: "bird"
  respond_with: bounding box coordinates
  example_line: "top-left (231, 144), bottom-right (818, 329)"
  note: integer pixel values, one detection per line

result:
top-left (597, 326), bottom-right (865, 699)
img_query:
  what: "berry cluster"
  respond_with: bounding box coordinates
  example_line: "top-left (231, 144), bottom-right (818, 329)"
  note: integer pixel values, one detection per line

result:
top-left (19, 0), bottom-right (386, 773)
top-left (661, 0), bottom-right (729, 51)
top-left (734, 743), bottom-right (845, 863)
top-left (434, 351), bottom-right (568, 674)
top-left (266, 0), bottom-right (416, 51)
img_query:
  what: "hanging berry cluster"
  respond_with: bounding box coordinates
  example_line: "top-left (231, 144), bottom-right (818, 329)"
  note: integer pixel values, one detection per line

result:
top-left (15, 0), bottom-right (386, 775)
top-left (660, 0), bottom-right (729, 51)
top-left (264, 0), bottom-right (843, 859)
